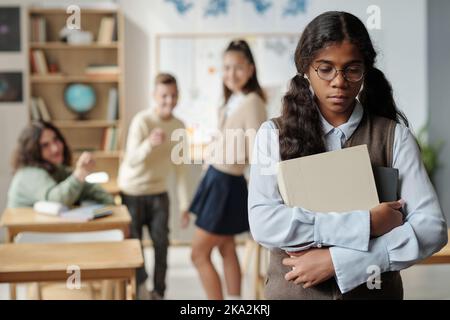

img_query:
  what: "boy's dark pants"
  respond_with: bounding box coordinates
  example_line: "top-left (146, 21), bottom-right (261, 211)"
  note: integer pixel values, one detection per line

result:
top-left (121, 192), bottom-right (170, 297)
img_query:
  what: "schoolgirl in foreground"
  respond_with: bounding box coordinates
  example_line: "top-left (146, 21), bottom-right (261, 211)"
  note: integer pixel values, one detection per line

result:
top-left (248, 11), bottom-right (447, 299)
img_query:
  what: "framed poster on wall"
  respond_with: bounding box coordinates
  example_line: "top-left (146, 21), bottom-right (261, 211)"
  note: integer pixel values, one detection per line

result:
top-left (0, 72), bottom-right (23, 102)
top-left (0, 7), bottom-right (21, 52)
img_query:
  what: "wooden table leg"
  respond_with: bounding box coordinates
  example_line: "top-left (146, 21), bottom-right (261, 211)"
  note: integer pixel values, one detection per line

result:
top-left (115, 280), bottom-right (126, 300)
top-left (130, 271), bottom-right (136, 300)
top-left (101, 280), bottom-right (114, 300)
top-left (9, 284), bottom-right (17, 300)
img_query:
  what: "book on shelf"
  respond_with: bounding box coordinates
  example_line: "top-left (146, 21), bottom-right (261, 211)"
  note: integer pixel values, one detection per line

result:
top-left (30, 97), bottom-right (51, 121)
top-left (85, 64), bottom-right (119, 77)
top-left (30, 16), bottom-right (46, 42)
top-left (31, 50), bottom-right (49, 74)
top-left (36, 97), bottom-right (51, 121)
top-left (106, 87), bottom-right (119, 120)
top-left (277, 145), bottom-right (380, 213)
top-left (103, 127), bottom-right (118, 151)
top-left (30, 98), bottom-right (41, 120)
top-left (97, 16), bottom-right (115, 44)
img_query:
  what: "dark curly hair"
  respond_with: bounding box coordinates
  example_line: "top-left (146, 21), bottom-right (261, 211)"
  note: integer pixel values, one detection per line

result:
top-left (279, 11), bottom-right (409, 160)
top-left (12, 121), bottom-right (72, 175)
top-left (223, 39), bottom-right (266, 105)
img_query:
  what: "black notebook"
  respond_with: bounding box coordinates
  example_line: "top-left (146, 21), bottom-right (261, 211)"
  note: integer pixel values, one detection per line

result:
top-left (372, 166), bottom-right (399, 202)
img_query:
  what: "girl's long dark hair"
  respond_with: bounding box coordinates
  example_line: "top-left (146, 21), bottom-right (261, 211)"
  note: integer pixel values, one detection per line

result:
top-left (12, 121), bottom-right (72, 175)
top-left (279, 11), bottom-right (409, 160)
top-left (223, 39), bottom-right (266, 104)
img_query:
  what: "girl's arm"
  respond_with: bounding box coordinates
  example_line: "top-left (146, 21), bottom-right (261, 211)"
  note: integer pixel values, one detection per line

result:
top-left (79, 182), bottom-right (114, 205)
top-left (16, 167), bottom-right (85, 206)
top-left (248, 121), bottom-right (373, 252)
top-left (329, 123), bottom-right (447, 293)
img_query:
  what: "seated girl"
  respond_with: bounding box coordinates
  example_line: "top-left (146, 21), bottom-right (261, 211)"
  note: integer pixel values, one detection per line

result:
top-left (8, 121), bottom-right (113, 208)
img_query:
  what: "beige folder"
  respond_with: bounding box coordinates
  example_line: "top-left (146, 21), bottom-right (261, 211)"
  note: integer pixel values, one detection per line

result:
top-left (277, 145), bottom-right (379, 212)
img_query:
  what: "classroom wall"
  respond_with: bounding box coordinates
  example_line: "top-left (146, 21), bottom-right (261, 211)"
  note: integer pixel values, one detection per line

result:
top-left (428, 0), bottom-right (450, 223)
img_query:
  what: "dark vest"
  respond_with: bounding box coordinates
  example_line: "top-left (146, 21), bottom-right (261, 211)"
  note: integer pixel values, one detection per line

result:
top-left (265, 113), bottom-right (403, 300)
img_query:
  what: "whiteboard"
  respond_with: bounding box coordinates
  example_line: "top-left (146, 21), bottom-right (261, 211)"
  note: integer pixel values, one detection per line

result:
top-left (156, 33), bottom-right (299, 144)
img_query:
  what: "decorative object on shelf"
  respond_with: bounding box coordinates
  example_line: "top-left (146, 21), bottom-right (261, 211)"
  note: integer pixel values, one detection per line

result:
top-left (59, 27), bottom-right (94, 45)
top-left (204, 0), bottom-right (230, 17)
top-left (0, 7), bottom-right (21, 51)
top-left (283, 0), bottom-right (308, 17)
top-left (165, 0), bottom-right (194, 15)
top-left (64, 83), bottom-right (96, 119)
top-left (0, 72), bottom-right (22, 102)
top-left (244, 0), bottom-right (273, 15)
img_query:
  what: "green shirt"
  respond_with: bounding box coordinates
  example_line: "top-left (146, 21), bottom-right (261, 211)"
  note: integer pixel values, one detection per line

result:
top-left (7, 166), bottom-right (114, 208)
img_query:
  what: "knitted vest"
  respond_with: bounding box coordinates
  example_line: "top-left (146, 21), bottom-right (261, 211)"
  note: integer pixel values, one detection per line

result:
top-left (265, 113), bottom-right (403, 300)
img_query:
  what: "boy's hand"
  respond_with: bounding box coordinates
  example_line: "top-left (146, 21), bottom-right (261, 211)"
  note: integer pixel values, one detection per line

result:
top-left (148, 128), bottom-right (166, 147)
top-left (74, 152), bottom-right (95, 182)
top-left (370, 200), bottom-right (405, 237)
top-left (180, 211), bottom-right (191, 229)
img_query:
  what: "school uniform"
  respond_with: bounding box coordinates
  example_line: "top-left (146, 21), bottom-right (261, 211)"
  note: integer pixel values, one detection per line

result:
top-left (190, 92), bottom-right (267, 235)
top-left (248, 101), bottom-right (447, 299)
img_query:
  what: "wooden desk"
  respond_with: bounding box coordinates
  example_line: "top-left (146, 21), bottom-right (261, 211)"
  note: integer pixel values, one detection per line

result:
top-left (0, 205), bottom-right (131, 243)
top-left (0, 240), bottom-right (143, 300)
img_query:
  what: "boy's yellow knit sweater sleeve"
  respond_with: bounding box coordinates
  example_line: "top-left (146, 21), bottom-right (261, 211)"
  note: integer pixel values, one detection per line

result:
top-left (122, 113), bottom-right (153, 167)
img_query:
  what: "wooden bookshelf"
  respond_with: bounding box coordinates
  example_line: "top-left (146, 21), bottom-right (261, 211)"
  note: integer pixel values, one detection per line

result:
top-left (30, 42), bottom-right (119, 49)
top-left (27, 6), bottom-right (125, 195)
top-left (31, 74), bottom-right (119, 83)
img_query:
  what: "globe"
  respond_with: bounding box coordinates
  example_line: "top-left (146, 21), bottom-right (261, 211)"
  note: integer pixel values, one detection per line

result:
top-left (64, 83), bottom-right (96, 118)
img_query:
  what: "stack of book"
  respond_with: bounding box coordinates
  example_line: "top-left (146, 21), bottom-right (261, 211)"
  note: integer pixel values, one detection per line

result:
top-left (30, 50), bottom-right (48, 74)
top-left (30, 97), bottom-right (51, 121)
top-left (106, 87), bottom-right (119, 120)
top-left (97, 16), bottom-right (117, 44)
top-left (30, 16), bottom-right (46, 42)
top-left (85, 64), bottom-right (119, 78)
top-left (103, 127), bottom-right (118, 151)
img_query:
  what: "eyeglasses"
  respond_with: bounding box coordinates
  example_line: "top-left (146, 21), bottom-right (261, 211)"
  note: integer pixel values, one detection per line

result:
top-left (312, 62), bottom-right (365, 83)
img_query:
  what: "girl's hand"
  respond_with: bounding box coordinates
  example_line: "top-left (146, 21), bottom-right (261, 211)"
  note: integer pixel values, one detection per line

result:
top-left (180, 211), bottom-right (191, 229)
top-left (370, 200), bottom-right (405, 237)
top-left (282, 248), bottom-right (335, 288)
top-left (74, 152), bottom-right (95, 182)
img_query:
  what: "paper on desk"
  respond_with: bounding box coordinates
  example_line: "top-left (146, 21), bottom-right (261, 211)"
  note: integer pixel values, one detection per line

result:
top-left (60, 204), bottom-right (113, 221)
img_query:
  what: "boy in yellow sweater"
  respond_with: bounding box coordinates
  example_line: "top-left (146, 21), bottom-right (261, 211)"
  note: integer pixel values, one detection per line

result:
top-left (118, 73), bottom-right (189, 300)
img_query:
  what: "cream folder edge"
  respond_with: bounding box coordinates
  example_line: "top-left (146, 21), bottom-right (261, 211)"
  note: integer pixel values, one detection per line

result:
top-left (276, 145), bottom-right (379, 213)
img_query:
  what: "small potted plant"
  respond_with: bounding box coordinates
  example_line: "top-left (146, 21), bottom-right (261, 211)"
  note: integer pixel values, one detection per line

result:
top-left (416, 124), bottom-right (444, 183)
